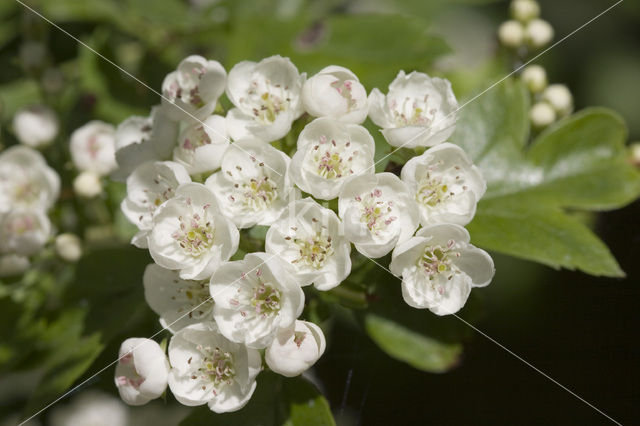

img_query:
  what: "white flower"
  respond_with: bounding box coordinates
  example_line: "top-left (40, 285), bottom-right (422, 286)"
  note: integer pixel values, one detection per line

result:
top-left (0, 145), bottom-right (59, 213)
top-left (115, 338), bottom-right (169, 406)
top-left (167, 322), bottom-right (261, 413)
top-left (390, 224), bottom-right (494, 315)
top-left (525, 18), bottom-right (553, 49)
top-left (498, 20), bottom-right (525, 48)
top-left (50, 390), bottom-right (129, 426)
top-left (73, 171), bottom-right (102, 198)
top-left (0, 208), bottom-right (51, 256)
top-left (161, 55), bottom-right (227, 122)
top-left (55, 233), bottom-right (82, 262)
top-left (338, 173), bottom-right (419, 258)
top-left (148, 183), bottom-right (239, 280)
top-left (290, 117), bottom-right (375, 200)
top-left (0, 254), bottom-right (30, 277)
top-left (12, 105), bottom-right (59, 148)
top-left (143, 263), bottom-right (214, 332)
top-left (530, 101), bottom-right (556, 128)
top-left (173, 115), bottom-right (229, 174)
top-left (70, 120), bottom-right (117, 176)
top-left (121, 161), bottom-right (191, 248)
top-left (226, 55), bottom-right (305, 142)
top-left (369, 71), bottom-right (458, 149)
top-left (210, 252), bottom-right (305, 349)
top-left (401, 143), bottom-right (486, 227)
top-left (302, 65), bottom-right (368, 123)
top-left (542, 84), bottom-right (573, 117)
top-left (265, 198), bottom-right (351, 291)
top-left (205, 139), bottom-right (298, 229)
top-left (113, 107), bottom-right (179, 181)
top-left (265, 320), bottom-right (326, 377)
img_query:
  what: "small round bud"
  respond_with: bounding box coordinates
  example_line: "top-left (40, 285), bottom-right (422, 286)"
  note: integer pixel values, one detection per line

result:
top-left (498, 20), bottom-right (525, 48)
top-left (542, 84), bottom-right (573, 116)
top-left (525, 19), bottom-right (554, 48)
top-left (12, 105), bottom-right (59, 148)
top-left (510, 0), bottom-right (540, 23)
top-left (73, 171), bottom-right (102, 198)
top-left (0, 255), bottom-right (30, 277)
top-left (521, 64), bottom-right (547, 93)
top-left (629, 143), bottom-right (640, 167)
top-left (55, 233), bottom-right (83, 262)
top-left (530, 101), bottom-right (556, 128)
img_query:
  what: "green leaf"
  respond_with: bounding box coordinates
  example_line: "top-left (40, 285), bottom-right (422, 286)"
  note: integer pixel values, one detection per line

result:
top-left (179, 372), bottom-right (335, 426)
top-left (450, 78), bottom-right (640, 277)
top-left (365, 313), bottom-right (462, 373)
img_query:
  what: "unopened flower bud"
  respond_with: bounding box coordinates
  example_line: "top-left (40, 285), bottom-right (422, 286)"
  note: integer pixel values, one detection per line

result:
top-left (521, 64), bottom-right (547, 93)
top-left (12, 105), bottom-right (59, 148)
top-left (525, 19), bottom-right (553, 49)
top-left (510, 0), bottom-right (540, 23)
top-left (55, 233), bottom-right (82, 262)
top-left (266, 320), bottom-right (326, 377)
top-left (498, 20), bottom-right (525, 48)
top-left (73, 171), bottom-right (102, 198)
top-left (630, 143), bottom-right (640, 167)
top-left (530, 101), bottom-right (556, 128)
top-left (542, 84), bottom-right (573, 116)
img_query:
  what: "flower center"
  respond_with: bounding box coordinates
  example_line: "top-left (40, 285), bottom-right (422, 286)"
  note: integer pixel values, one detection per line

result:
top-left (172, 200), bottom-right (215, 256)
top-left (418, 240), bottom-right (460, 291)
top-left (330, 79), bottom-right (357, 110)
top-left (165, 65), bottom-right (206, 108)
top-left (228, 173), bottom-right (279, 212)
top-left (5, 215), bottom-right (36, 235)
top-left (290, 225), bottom-right (334, 269)
top-left (416, 163), bottom-right (468, 208)
top-left (293, 331), bottom-right (307, 347)
top-left (356, 189), bottom-right (397, 235)
top-left (181, 125), bottom-right (211, 151)
top-left (196, 345), bottom-right (236, 388)
top-left (245, 79), bottom-right (291, 123)
top-left (13, 181), bottom-right (39, 204)
top-left (176, 280), bottom-right (213, 319)
top-left (390, 95), bottom-right (438, 127)
top-left (311, 135), bottom-right (358, 179)
top-left (250, 277), bottom-right (281, 316)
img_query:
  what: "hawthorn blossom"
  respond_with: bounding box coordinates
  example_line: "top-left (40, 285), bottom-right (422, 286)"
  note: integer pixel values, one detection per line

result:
top-left (290, 117), bottom-right (375, 200)
top-left (161, 55), bottom-right (227, 122)
top-left (121, 161), bottom-right (191, 248)
top-left (173, 115), bottom-right (229, 174)
top-left (115, 338), bottom-right (169, 406)
top-left (226, 55), bottom-right (305, 142)
top-left (143, 263), bottom-right (214, 332)
top-left (401, 143), bottom-right (486, 227)
top-left (0, 145), bottom-right (59, 213)
top-left (265, 320), bottom-right (326, 377)
top-left (369, 71), bottom-right (458, 148)
top-left (338, 173), bottom-right (419, 258)
top-left (205, 139), bottom-right (297, 228)
top-left (148, 183), bottom-right (239, 280)
top-left (302, 65), bottom-right (368, 123)
top-left (0, 209), bottom-right (51, 256)
top-left (265, 198), bottom-right (351, 291)
top-left (209, 252), bottom-right (305, 349)
top-left (69, 120), bottom-right (117, 176)
top-left (168, 322), bottom-right (261, 413)
top-left (390, 224), bottom-right (494, 315)
top-left (112, 107), bottom-right (178, 181)
top-left (12, 105), bottom-right (59, 148)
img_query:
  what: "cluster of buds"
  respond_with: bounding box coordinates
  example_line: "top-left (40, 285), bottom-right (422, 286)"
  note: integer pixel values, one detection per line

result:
top-left (110, 53), bottom-right (495, 413)
top-left (520, 64), bottom-right (573, 129)
top-left (498, 0), bottom-right (553, 51)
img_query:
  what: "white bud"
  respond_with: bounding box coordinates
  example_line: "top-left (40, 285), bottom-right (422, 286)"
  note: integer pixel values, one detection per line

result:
top-left (266, 320), bottom-right (326, 377)
top-left (530, 101), bottom-right (556, 128)
top-left (525, 19), bottom-right (553, 48)
top-left (629, 143), bottom-right (640, 167)
top-left (12, 105), bottom-right (59, 148)
top-left (55, 233), bottom-right (82, 262)
top-left (520, 64), bottom-right (547, 93)
top-left (73, 171), bottom-right (102, 198)
top-left (498, 20), bottom-right (525, 48)
top-left (510, 0), bottom-right (540, 22)
top-left (0, 254), bottom-right (30, 277)
top-left (542, 84), bottom-right (573, 116)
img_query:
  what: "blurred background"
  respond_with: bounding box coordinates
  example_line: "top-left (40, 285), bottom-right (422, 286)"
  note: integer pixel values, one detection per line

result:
top-left (0, 0), bottom-right (638, 424)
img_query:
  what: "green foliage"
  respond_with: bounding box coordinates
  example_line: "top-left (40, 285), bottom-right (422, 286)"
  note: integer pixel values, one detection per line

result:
top-left (179, 372), bottom-right (335, 426)
top-left (451, 79), bottom-right (640, 276)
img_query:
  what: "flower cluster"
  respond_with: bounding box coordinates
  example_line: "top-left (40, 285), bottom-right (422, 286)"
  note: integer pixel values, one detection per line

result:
top-left (112, 54), bottom-right (494, 412)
